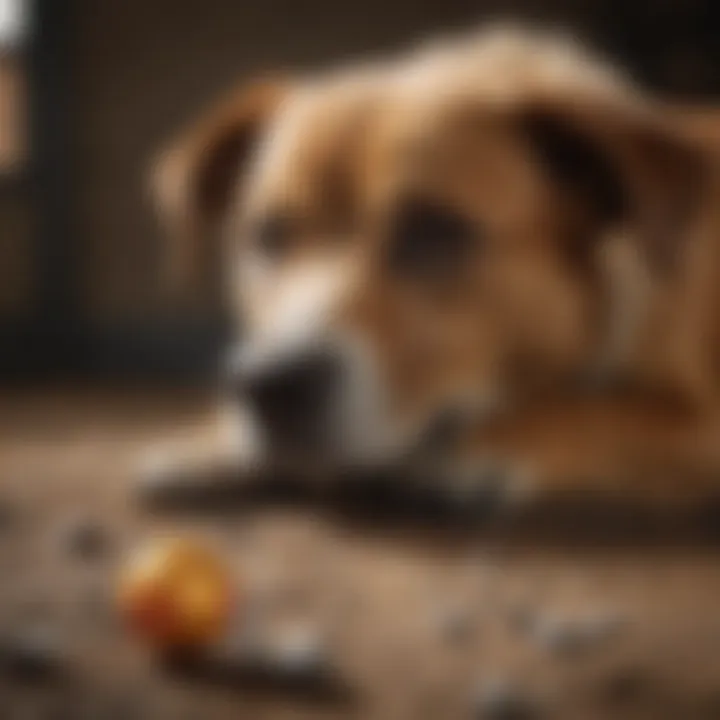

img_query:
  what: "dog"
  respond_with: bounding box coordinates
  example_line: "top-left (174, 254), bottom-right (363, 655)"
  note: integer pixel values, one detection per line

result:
top-left (146, 25), bottom-right (720, 508)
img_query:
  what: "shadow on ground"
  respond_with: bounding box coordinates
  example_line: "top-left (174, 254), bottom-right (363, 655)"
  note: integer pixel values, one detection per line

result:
top-left (137, 469), bottom-right (720, 551)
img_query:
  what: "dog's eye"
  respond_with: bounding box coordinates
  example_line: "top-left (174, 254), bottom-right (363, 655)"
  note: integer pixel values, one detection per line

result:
top-left (386, 197), bottom-right (475, 278)
top-left (253, 214), bottom-right (291, 259)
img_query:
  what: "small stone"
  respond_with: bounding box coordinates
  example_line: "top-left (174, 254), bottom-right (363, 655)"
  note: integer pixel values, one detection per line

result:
top-left (531, 611), bottom-right (627, 655)
top-left (211, 620), bottom-right (329, 681)
top-left (0, 627), bottom-right (67, 682)
top-left (270, 626), bottom-right (328, 679)
top-left (473, 678), bottom-right (537, 720)
top-left (60, 516), bottom-right (110, 559)
top-left (164, 623), bottom-right (342, 697)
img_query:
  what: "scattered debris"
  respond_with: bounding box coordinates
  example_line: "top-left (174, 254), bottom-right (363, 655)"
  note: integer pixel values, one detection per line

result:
top-left (268, 625), bottom-right (328, 680)
top-left (518, 609), bottom-right (628, 656)
top-left (0, 626), bottom-right (68, 682)
top-left (59, 515), bottom-right (111, 559)
top-left (164, 622), bottom-right (346, 699)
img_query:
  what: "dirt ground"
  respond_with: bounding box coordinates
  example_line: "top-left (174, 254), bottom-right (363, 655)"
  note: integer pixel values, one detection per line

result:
top-left (1, 387), bottom-right (720, 719)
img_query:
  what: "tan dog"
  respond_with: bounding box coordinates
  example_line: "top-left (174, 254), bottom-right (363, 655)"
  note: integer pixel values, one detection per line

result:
top-left (148, 26), bottom-right (720, 507)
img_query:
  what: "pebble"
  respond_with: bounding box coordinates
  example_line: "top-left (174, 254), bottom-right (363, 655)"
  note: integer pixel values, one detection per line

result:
top-left (0, 627), bottom-right (67, 682)
top-left (206, 616), bottom-right (328, 678)
top-left (165, 623), bottom-right (341, 696)
top-left (60, 516), bottom-right (110, 559)
top-left (473, 677), bottom-right (537, 720)
top-left (270, 626), bottom-right (328, 679)
top-left (525, 610), bottom-right (628, 656)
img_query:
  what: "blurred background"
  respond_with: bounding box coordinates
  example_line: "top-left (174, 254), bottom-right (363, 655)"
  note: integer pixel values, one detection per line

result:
top-left (3, 3), bottom-right (720, 719)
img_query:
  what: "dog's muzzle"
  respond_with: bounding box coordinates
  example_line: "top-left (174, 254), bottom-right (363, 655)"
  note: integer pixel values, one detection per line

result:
top-left (228, 344), bottom-right (343, 460)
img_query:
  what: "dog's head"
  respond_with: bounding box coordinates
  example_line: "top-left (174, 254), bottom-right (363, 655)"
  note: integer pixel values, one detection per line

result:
top-left (152, 28), bottom-right (704, 469)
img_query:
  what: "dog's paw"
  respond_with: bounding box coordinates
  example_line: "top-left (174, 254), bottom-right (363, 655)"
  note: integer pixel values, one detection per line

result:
top-left (134, 446), bottom-right (258, 510)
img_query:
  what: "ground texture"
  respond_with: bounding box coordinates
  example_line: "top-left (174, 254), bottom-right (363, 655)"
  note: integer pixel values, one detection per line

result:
top-left (1, 387), bottom-right (720, 719)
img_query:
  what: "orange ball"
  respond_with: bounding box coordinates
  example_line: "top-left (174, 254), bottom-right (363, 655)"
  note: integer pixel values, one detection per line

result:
top-left (118, 536), bottom-right (233, 650)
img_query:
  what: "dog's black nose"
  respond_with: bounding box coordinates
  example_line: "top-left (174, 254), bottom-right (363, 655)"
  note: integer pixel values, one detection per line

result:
top-left (236, 348), bottom-right (341, 456)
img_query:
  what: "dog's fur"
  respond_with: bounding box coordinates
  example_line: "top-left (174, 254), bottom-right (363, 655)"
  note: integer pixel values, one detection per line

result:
top-left (148, 26), bottom-right (720, 505)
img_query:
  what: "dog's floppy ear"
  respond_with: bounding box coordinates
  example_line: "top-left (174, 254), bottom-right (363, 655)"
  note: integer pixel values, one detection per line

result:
top-left (519, 97), bottom-right (706, 274)
top-left (151, 77), bottom-right (287, 289)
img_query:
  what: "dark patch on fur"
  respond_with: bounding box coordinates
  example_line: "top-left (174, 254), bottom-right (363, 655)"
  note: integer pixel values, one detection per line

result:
top-left (521, 110), bottom-right (628, 226)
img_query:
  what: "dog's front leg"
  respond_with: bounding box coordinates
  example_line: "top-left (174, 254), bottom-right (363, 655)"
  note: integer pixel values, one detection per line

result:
top-left (136, 400), bottom-right (266, 506)
top-left (442, 396), bottom-right (720, 507)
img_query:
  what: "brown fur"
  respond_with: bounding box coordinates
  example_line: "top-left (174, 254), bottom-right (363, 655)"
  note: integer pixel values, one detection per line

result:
top-left (150, 27), bottom-right (720, 505)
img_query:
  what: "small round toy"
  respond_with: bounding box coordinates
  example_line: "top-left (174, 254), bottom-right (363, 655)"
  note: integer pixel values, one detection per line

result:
top-left (118, 536), bottom-right (233, 650)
